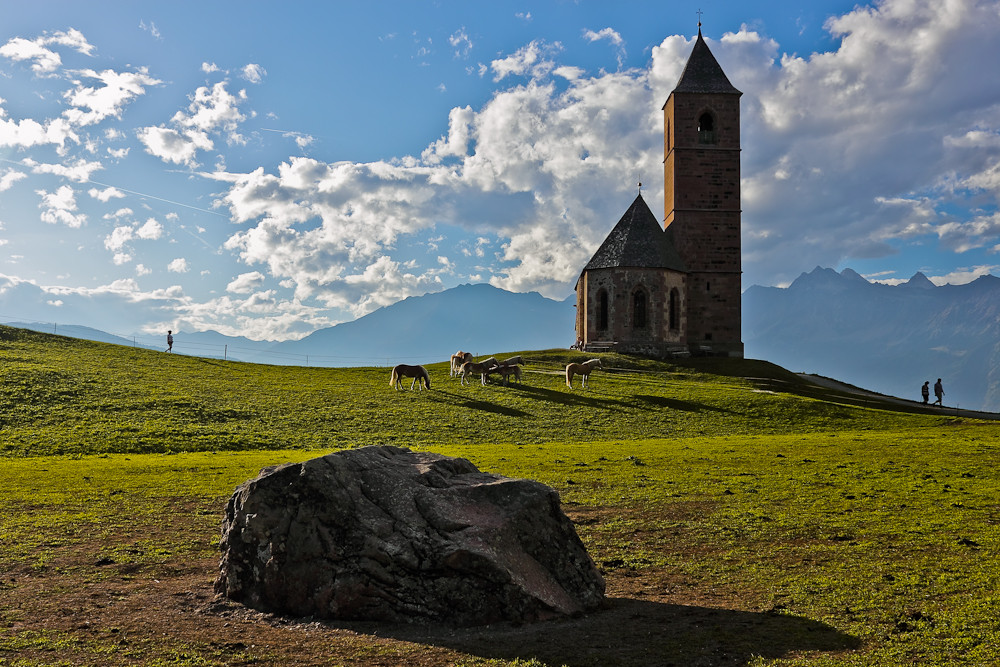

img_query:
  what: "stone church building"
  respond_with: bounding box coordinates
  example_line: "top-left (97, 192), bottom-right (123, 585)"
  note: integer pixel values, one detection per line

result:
top-left (575, 29), bottom-right (743, 358)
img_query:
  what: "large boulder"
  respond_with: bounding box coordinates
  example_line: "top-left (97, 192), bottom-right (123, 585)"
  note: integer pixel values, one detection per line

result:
top-left (214, 446), bottom-right (605, 625)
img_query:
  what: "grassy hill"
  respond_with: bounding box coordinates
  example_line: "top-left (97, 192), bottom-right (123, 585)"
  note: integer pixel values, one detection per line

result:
top-left (1, 324), bottom-right (999, 666)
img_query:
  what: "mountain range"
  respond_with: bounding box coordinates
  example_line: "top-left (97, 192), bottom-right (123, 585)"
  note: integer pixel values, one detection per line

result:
top-left (743, 267), bottom-right (1000, 412)
top-left (8, 271), bottom-right (998, 412)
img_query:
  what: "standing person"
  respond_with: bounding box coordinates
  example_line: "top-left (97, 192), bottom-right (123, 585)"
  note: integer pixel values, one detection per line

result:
top-left (166, 330), bottom-right (173, 353)
top-left (921, 381), bottom-right (930, 405)
top-left (933, 378), bottom-right (944, 406)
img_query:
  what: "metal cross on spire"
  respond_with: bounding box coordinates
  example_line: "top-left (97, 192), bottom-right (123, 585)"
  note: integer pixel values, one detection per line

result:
top-left (637, 181), bottom-right (642, 194)
top-left (697, 8), bottom-right (703, 30)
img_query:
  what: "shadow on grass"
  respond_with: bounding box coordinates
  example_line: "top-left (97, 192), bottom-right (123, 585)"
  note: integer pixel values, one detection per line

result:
top-left (344, 597), bottom-right (860, 666)
top-left (505, 383), bottom-right (635, 410)
top-left (634, 394), bottom-right (733, 414)
top-left (426, 388), bottom-right (531, 417)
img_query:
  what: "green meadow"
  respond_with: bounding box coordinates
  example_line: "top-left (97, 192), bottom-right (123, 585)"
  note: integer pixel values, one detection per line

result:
top-left (1, 324), bottom-right (998, 666)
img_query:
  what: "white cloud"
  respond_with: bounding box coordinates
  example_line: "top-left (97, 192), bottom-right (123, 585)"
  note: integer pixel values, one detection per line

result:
top-left (0, 29), bottom-right (94, 73)
top-left (139, 81), bottom-right (247, 166)
top-left (202, 62), bottom-right (220, 74)
top-left (0, 169), bottom-right (27, 191)
top-left (226, 271), bottom-right (265, 294)
top-left (37, 185), bottom-right (86, 228)
top-left (136, 218), bottom-right (163, 240)
top-left (239, 63), bottom-right (266, 83)
top-left (88, 186), bottom-right (125, 202)
top-left (490, 40), bottom-right (561, 81)
top-left (449, 28), bottom-right (473, 58)
top-left (139, 20), bottom-right (161, 40)
top-left (25, 157), bottom-right (103, 182)
top-left (167, 258), bottom-right (189, 273)
top-left (62, 68), bottom-right (162, 126)
top-left (104, 225), bottom-right (134, 251)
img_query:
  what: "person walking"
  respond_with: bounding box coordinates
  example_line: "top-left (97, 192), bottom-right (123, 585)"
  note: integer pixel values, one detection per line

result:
top-left (933, 378), bottom-right (944, 406)
top-left (166, 330), bottom-right (173, 353)
top-left (921, 381), bottom-right (930, 405)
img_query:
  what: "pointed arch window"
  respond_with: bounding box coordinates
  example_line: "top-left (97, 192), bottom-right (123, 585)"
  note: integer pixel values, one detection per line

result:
top-left (669, 287), bottom-right (680, 331)
top-left (633, 289), bottom-right (647, 329)
top-left (698, 112), bottom-right (716, 144)
top-left (597, 289), bottom-right (609, 331)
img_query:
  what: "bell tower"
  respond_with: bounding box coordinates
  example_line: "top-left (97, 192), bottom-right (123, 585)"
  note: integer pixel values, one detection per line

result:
top-left (663, 28), bottom-right (743, 356)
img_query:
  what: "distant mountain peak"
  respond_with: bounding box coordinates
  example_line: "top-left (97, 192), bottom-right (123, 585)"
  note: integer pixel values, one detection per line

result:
top-left (790, 266), bottom-right (860, 292)
top-left (902, 272), bottom-right (936, 290)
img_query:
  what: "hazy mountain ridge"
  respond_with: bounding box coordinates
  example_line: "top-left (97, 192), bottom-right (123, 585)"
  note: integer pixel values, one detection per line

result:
top-left (262, 283), bottom-right (576, 365)
top-left (744, 267), bottom-right (1000, 412)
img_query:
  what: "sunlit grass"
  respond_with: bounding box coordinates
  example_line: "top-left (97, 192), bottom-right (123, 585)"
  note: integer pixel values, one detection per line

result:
top-left (1, 324), bottom-right (999, 665)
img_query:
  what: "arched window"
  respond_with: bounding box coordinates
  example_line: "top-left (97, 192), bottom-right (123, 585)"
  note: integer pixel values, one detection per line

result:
top-left (669, 287), bottom-right (680, 331)
top-left (698, 112), bottom-right (716, 144)
top-left (633, 289), bottom-right (647, 329)
top-left (597, 290), bottom-right (609, 331)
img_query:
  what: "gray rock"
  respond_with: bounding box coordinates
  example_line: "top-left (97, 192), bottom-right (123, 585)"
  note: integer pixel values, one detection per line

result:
top-left (214, 446), bottom-right (605, 625)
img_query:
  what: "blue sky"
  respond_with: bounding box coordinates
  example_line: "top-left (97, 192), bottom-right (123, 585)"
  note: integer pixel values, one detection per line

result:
top-left (1, 0), bottom-right (999, 340)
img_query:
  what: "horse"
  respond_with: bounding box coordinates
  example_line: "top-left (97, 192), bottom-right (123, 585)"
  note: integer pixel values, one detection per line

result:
top-left (566, 358), bottom-right (602, 389)
top-left (460, 358), bottom-right (498, 386)
top-left (493, 363), bottom-right (522, 386)
top-left (501, 355), bottom-right (525, 367)
top-left (390, 364), bottom-right (431, 391)
top-left (450, 351), bottom-right (473, 377)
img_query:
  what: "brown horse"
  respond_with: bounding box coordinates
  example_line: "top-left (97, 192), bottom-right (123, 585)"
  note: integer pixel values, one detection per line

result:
top-left (450, 350), bottom-right (473, 377)
top-left (460, 358), bottom-right (498, 386)
top-left (390, 364), bottom-right (430, 391)
top-left (565, 358), bottom-right (601, 389)
top-left (492, 363), bottom-right (522, 386)
top-left (501, 355), bottom-right (525, 367)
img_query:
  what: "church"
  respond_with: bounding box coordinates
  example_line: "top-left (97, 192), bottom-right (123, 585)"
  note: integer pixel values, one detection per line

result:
top-left (574, 28), bottom-right (743, 358)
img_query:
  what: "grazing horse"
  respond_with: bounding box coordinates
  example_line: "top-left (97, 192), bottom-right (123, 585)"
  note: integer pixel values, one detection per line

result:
top-left (390, 364), bottom-right (431, 391)
top-left (460, 358), bottom-right (498, 386)
top-left (450, 350), bottom-right (473, 377)
top-left (565, 358), bottom-right (602, 389)
top-left (493, 363), bottom-right (522, 386)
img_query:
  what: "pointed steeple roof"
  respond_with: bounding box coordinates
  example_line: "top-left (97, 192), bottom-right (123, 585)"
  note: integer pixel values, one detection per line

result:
top-left (583, 194), bottom-right (686, 272)
top-left (672, 30), bottom-right (741, 95)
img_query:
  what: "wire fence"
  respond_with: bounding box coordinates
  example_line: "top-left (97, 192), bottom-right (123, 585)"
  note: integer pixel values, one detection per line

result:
top-left (0, 315), bottom-right (475, 368)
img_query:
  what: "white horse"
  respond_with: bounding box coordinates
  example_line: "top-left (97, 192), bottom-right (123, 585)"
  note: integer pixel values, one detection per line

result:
top-left (566, 358), bottom-right (602, 389)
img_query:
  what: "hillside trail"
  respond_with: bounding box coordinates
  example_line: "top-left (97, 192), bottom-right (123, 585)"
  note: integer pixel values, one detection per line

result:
top-left (797, 374), bottom-right (1000, 421)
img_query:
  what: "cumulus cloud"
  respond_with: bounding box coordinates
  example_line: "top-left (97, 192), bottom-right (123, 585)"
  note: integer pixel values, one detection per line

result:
top-left (88, 185), bottom-right (125, 202)
top-left (167, 257), bottom-right (189, 273)
top-left (37, 185), bottom-right (86, 228)
top-left (239, 63), bottom-right (266, 83)
top-left (226, 270), bottom-right (265, 294)
top-left (25, 157), bottom-right (103, 182)
top-left (583, 27), bottom-right (626, 68)
top-left (0, 169), bottom-right (27, 192)
top-left (62, 67), bottom-right (162, 126)
top-left (205, 0), bottom-right (1000, 318)
top-left (139, 81), bottom-right (247, 166)
top-left (0, 28), bottom-right (94, 73)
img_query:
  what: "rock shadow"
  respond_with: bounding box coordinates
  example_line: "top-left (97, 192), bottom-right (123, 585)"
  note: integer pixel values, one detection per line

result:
top-left (342, 597), bottom-right (859, 666)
